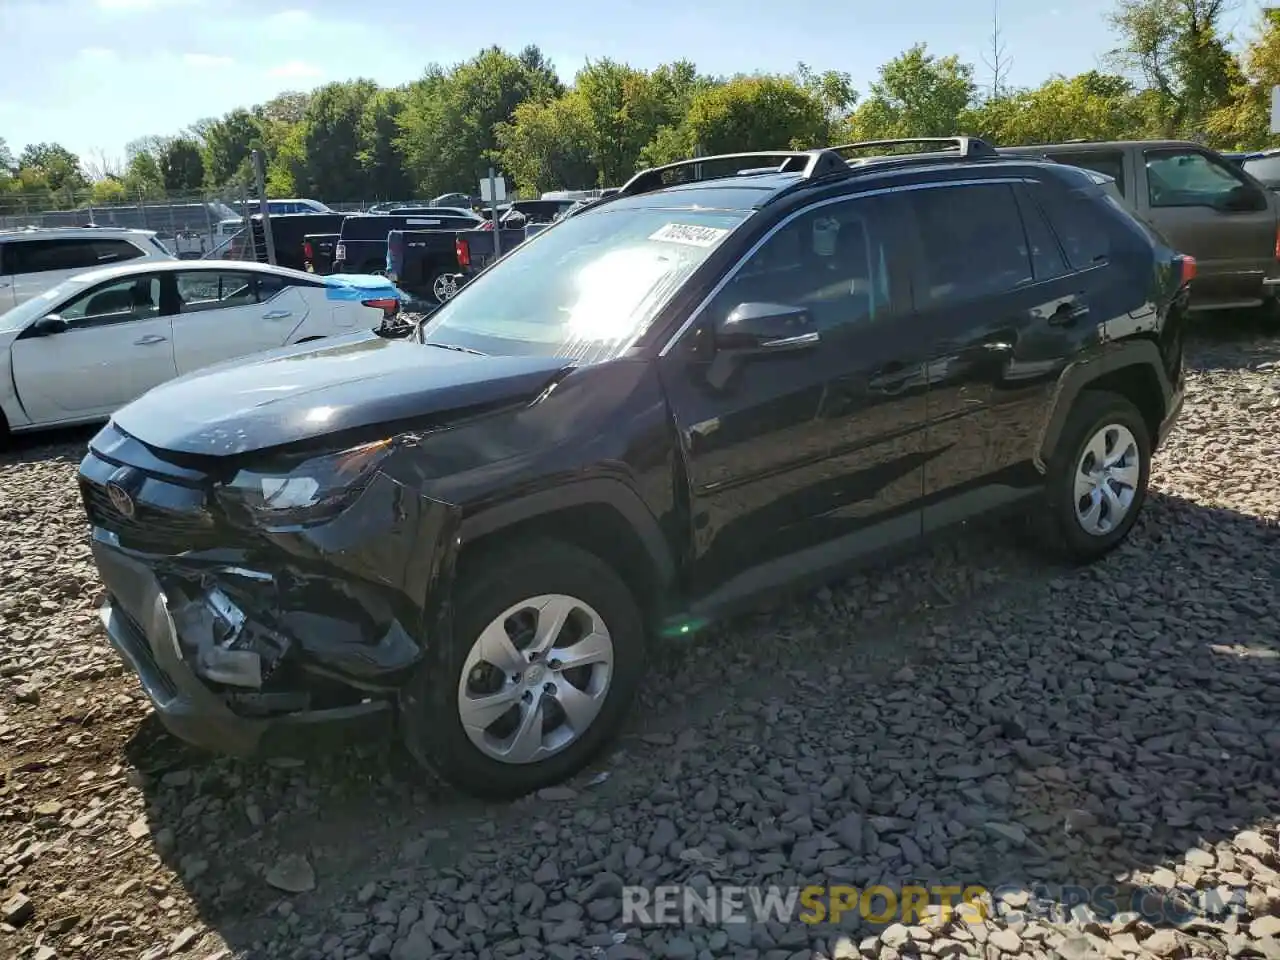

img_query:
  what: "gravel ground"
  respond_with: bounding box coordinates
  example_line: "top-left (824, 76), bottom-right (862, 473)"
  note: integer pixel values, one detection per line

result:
top-left (2, 325), bottom-right (1279, 960)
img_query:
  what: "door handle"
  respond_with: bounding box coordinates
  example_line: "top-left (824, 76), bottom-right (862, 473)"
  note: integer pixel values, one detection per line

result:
top-left (134, 334), bottom-right (167, 345)
top-left (262, 310), bottom-right (293, 320)
top-left (1048, 301), bottom-right (1089, 327)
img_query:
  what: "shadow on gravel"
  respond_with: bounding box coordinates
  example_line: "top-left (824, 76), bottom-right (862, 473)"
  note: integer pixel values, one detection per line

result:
top-left (116, 483), bottom-right (1280, 956)
top-left (1186, 313), bottom-right (1280, 371)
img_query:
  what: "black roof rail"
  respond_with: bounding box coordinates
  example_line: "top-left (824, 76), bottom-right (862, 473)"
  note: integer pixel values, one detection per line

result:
top-left (617, 149), bottom-right (848, 197)
top-left (827, 136), bottom-right (999, 160)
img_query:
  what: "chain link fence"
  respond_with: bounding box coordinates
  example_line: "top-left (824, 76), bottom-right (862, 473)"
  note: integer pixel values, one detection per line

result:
top-left (0, 189), bottom-right (401, 261)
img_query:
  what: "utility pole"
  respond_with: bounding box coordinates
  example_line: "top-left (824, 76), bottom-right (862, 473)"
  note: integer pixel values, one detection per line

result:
top-left (253, 149), bottom-right (276, 266)
top-left (489, 166), bottom-right (502, 258)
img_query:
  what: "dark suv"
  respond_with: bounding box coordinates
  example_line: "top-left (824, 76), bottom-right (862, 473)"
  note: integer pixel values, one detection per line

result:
top-left (78, 138), bottom-right (1189, 798)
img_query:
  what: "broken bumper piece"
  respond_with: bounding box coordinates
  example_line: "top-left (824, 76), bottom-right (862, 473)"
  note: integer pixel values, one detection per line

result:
top-left (91, 533), bottom-right (395, 757)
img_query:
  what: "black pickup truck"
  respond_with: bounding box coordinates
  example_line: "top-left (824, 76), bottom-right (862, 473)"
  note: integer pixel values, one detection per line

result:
top-left (332, 209), bottom-right (483, 275)
top-left (242, 212), bottom-right (349, 272)
top-left (387, 225), bottom-right (530, 303)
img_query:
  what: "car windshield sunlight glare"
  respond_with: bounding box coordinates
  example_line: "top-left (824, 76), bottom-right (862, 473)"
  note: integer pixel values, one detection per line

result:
top-left (418, 205), bottom-right (751, 362)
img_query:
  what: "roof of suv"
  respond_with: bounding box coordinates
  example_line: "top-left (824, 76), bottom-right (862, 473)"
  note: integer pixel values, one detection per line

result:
top-left (576, 137), bottom-right (1073, 216)
top-left (997, 139), bottom-right (1205, 154)
top-left (0, 225), bottom-right (160, 240)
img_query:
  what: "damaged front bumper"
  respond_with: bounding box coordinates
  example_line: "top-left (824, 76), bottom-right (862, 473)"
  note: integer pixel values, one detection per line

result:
top-left (79, 428), bottom-right (460, 758)
top-left (94, 537), bottom-right (395, 755)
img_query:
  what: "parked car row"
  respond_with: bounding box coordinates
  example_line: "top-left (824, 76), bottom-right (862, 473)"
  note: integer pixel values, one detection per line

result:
top-left (76, 135), bottom-right (1196, 799)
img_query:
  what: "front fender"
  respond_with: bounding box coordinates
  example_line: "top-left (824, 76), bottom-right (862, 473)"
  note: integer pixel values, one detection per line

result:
top-left (458, 477), bottom-right (677, 591)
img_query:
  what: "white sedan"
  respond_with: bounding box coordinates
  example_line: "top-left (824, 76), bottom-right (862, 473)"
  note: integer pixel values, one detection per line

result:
top-left (0, 260), bottom-right (404, 437)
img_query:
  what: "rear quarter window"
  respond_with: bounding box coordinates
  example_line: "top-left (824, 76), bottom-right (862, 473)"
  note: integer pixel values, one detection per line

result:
top-left (1024, 180), bottom-right (1111, 271)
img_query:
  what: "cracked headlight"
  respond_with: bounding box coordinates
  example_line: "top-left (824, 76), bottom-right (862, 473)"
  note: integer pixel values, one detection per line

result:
top-left (222, 438), bottom-right (395, 526)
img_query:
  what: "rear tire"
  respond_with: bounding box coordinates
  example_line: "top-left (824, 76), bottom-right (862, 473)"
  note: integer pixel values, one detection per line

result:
top-left (400, 539), bottom-right (645, 799)
top-left (1038, 390), bottom-right (1151, 564)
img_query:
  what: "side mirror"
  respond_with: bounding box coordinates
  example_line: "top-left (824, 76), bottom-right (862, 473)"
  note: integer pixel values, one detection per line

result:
top-left (32, 314), bottom-right (67, 336)
top-left (1218, 184), bottom-right (1267, 212)
top-left (714, 302), bottom-right (819, 355)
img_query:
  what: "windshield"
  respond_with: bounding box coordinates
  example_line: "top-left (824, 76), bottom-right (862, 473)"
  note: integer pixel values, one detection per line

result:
top-left (0, 275), bottom-right (96, 333)
top-left (420, 205), bottom-right (751, 361)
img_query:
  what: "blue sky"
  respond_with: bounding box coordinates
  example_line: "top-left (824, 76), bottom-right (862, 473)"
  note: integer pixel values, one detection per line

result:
top-left (0, 0), bottom-right (1271, 168)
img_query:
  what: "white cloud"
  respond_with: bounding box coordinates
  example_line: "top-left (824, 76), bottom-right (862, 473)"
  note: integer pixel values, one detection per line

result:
top-left (267, 60), bottom-right (322, 79)
top-left (78, 46), bottom-right (119, 59)
top-left (183, 52), bottom-right (234, 68)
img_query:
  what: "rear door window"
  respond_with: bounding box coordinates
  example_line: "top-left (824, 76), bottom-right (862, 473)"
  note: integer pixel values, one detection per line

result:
top-left (907, 183), bottom-right (1033, 306)
top-left (6, 239), bottom-right (105, 274)
top-left (90, 239), bottom-right (145, 264)
top-left (175, 271), bottom-right (260, 313)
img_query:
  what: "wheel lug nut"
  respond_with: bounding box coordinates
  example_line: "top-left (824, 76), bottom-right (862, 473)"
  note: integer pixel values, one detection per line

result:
top-left (522, 691), bottom-right (533, 703)
top-left (543, 682), bottom-right (556, 694)
top-left (548, 660), bottom-right (561, 670)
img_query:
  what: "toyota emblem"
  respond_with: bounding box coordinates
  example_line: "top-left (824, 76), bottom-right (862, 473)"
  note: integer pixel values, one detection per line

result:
top-left (106, 481), bottom-right (136, 518)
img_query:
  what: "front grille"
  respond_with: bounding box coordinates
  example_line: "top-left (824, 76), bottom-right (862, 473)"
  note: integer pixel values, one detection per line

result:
top-left (79, 475), bottom-right (225, 554)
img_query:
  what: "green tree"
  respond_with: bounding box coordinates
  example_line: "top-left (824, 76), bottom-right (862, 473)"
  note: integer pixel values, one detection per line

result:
top-left (0, 137), bottom-right (14, 173)
top-left (299, 79), bottom-right (378, 199)
top-left (497, 94), bottom-right (597, 194)
top-left (1108, 0), bottom-right (1240, 135)
top-left (963, 71), bottom-right (1144, 144)
top-left (643, 74), bottom-right (830, 166)
top-left (360, 88), bottom-right (412, 199)
top-left (90, 178), bottom-right (128, 204)
top-left (160, 138), bottom-right (205, 192)
top-left (122, 151), bottom-right (165, 200)
top-left (795, 61), bottom-right (858, 132)
top-left (572, 59), bottom-right (673, 185)
top-left (399, 45), bottom-right (561, 195)
top-left (17, 142), bottom-right (88, 194)
top-left (204, 109), bottom-right (264, 187)
top-left (844, 44), bottom-right (976, 142)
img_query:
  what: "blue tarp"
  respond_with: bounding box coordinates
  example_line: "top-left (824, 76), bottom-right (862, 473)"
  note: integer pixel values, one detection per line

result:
top-left (320, 273), bottom-right (410, 302)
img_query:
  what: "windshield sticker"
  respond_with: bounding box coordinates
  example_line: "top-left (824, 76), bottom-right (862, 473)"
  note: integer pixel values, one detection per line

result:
top-left (648, 223), bottom-right (729, 247)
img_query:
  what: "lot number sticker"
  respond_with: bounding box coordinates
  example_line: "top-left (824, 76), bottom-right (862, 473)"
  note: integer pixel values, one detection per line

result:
top-left (649, 223), bottom-right (729, 247)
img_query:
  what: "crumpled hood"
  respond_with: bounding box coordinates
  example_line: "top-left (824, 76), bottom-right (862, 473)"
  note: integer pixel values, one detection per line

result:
top-left (111, 330), bottom-right (571, 457)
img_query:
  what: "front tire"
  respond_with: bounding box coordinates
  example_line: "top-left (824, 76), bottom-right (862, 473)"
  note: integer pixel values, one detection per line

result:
top-left (1040, 390), bottom-right (1151, 563)
top-left (400, 540), bottom-right (645, 799)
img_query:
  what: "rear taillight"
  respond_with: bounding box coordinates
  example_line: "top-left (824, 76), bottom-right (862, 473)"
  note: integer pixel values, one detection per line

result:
top-left (456, 238), bottom-right (471, 268)
top-left (1177, 255), bottom-right (1197, 286)
top-left (303, 241), bottom-right (314, 261)
top-left (1274, 227), bottom-right (1280, 260)
top-left (362, 297), bottom-right (400, 319)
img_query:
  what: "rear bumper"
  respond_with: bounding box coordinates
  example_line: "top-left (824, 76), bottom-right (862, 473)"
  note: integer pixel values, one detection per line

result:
top-left (94, 535), bottom-right (393, 757)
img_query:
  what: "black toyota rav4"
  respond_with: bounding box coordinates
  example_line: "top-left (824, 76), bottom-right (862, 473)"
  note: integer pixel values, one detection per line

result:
top-left (79, 137), bottom-right (1190, 798)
